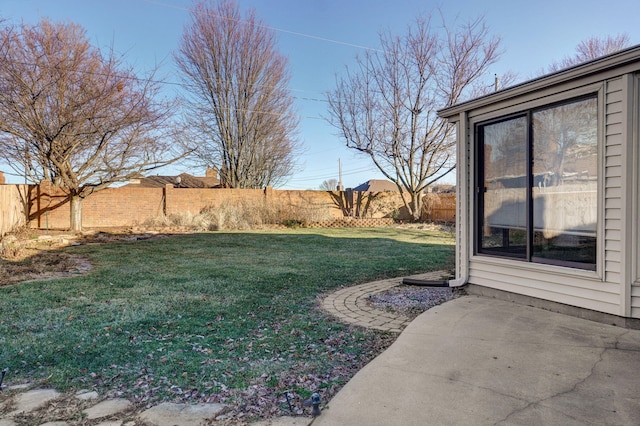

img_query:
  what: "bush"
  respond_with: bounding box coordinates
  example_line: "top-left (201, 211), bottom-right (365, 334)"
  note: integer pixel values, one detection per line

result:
top-left (143, 197), bottom-right (332, 231)
top-left (281, 219), bottom-right (306, 228)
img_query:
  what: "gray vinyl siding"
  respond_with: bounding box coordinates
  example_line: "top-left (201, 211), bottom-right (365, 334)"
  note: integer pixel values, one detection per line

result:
top-left (632, 286), bottom-right (640, 318)
top-left (467, 261), bottom-right (620, 314)
top-left (469, 261), bottom-right (620, 313)
top-left (604, 78), bottom-right (624, 286)
top-left (633, 287), bottom-right (640, 318)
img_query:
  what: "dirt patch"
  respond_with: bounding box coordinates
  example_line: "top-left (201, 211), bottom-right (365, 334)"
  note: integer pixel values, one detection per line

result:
top-left (0, 227), bottom-right (177, 286)
top-left (0, 251), bottom-right (91, 286)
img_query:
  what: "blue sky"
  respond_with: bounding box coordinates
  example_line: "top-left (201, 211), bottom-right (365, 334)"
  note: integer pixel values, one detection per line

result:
top-left (2, 0), bottom-right (639, 188)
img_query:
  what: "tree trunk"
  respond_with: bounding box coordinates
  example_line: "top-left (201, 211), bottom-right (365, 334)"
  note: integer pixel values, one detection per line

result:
top-left (410, 192), bottom-right (422, 222)
top-left (69, 195), bottom-right (83, 232)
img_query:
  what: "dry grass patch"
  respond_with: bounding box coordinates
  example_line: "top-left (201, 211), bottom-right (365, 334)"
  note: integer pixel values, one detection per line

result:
top-left (0, 231), bottom-right (91, 286)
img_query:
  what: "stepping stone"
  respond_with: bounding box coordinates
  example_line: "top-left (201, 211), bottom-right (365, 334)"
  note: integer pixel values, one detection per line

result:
top-left (0, 419), bottom-right (18, 426)
top-left (75, 390), bottom-right (99, 400)
top-left (39, 422), bottom-right (69, 426)
top-left (6, 384), bottom-right (31, 391)
top-left (5, 388), bottom-right (60, 416)
top-left (83, 398), bottom-right (132, 420)
top-left (138, 402), bottom-right (226, 426)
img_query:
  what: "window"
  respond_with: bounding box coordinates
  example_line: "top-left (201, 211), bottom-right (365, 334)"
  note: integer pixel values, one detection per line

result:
top-left (476, 96), bottom-right (598, 270)
top-left (478, 115), bottom-right (528, 258)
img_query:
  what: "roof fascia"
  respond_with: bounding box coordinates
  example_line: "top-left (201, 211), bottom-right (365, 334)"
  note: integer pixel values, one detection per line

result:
top-left (438, 45), bottom-right (640, 120)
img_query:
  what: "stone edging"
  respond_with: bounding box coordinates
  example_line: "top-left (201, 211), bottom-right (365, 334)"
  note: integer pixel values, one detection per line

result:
top-left (322, 271), bottom-right (449, 333)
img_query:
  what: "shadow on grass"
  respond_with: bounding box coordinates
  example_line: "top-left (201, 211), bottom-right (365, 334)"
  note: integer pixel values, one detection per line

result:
top-left (0, 228), bottom-right (454, 416)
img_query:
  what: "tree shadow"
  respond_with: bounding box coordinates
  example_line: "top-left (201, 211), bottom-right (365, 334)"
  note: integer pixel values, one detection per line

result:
top-left (327, 190), bottom-right (386, 218)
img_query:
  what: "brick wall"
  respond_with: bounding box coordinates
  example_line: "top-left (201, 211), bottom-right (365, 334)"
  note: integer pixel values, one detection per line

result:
top-left (22, 182), bottom-right (453, 230)
top-left (165, 186), bottom-right (265, 215)
top-left (27, 182), bottom-right (165, 229)
top-left (82, 186), bottom-right (164, 227)
top-left (29, 181), bottom-right (69, 229)
top-left (268, 189), bottom-right (344, 221)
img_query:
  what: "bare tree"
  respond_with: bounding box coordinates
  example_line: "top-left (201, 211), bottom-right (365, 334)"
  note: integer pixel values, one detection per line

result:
top-left (0, 19), bottom-right (184, 231)
top-left (327, 15), bottom-right (501, 220)
top-left (176, 0), bottom-right (299, 189)
top-left (319, 178), bottom-right (338, 191)
top-left (546, 34), bottom-right (631, 73)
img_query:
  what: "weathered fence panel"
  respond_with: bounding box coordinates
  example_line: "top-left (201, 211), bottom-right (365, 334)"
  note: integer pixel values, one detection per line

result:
top-left (0, 185), bottom-right (29, 236)
top-left (423, 193), bottom-right (456, 223)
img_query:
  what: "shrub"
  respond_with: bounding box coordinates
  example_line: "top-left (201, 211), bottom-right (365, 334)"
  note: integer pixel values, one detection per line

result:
top-left (143, 195), bottom-right (336, 231)
top-left (281, 219), bottom-right (306, 228)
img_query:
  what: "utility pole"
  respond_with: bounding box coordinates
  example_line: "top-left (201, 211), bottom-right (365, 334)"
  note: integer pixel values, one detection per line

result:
top-left (337, 158), bottom-right (344, 191)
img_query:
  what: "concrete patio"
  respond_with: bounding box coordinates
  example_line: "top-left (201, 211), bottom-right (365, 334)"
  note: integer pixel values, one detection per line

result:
top-left (314, 295), bottom-right (640, 425)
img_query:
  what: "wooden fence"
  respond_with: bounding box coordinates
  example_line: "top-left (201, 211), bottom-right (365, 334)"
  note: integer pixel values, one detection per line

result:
top-left (0, 185), bottom-right (29, 237)
top-left (423, 193), bottom-right (456, 223)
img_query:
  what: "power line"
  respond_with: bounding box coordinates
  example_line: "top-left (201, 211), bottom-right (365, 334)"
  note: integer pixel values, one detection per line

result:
top-left (142, 0), bottom-right (383, 53)
top-left (288, 166), bottom-right (379, 182)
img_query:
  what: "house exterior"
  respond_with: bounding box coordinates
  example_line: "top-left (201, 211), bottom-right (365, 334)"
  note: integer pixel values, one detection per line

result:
top-left (125, 168), bottom-right (221, 189)
top-left (438, 46), bottom-right (640, 327)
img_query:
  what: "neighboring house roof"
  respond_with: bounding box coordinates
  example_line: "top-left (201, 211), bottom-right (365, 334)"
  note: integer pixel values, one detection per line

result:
top-left (126, 173), bottom-right (221, 188)
top-left (352, 179), bottom-right (399, 192)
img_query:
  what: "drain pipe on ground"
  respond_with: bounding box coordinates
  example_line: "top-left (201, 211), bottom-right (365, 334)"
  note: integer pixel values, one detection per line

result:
top-left (401, 275), bottom-right (468, 288)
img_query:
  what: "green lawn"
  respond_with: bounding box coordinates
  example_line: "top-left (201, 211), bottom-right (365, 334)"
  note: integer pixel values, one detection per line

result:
top-left (0, 227), bottom-right (454, 415)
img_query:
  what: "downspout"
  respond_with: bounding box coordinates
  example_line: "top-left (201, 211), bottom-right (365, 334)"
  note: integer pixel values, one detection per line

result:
top-left (447, 110), bottom-right (470, 289)
top-left (448, 276), bottom-right (467, 288)
top-left (402, 111), bottom-right (470, 289)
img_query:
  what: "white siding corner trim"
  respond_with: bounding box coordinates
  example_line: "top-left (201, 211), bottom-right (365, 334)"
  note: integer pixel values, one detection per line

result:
top-left (632, 73), bottom-right (640, 318)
